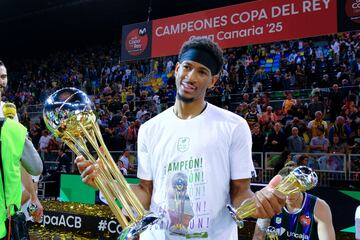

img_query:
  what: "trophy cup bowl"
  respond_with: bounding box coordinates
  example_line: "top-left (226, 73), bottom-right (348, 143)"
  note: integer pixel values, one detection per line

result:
top-left (43, 88), bottom-right (160, 239)
top-left (226, 166), bottom-right (318, 228)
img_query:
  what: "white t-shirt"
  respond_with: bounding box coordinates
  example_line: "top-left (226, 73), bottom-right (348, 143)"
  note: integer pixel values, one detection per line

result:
top-left (137, 103), bottom-right (255, 240)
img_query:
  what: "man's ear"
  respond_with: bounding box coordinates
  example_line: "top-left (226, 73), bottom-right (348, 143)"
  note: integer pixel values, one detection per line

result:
top-left (208, 75), bottom-right (219, 89)
top-left (174, 62), bottom-right (180, 77)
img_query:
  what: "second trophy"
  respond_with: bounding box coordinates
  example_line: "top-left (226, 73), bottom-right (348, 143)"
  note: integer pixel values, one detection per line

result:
top-left (226, 166), bottom-right (318, 228)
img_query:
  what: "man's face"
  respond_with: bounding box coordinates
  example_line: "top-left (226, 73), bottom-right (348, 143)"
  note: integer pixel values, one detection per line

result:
top-left (175, 60), bottom-right (217, 103)
top-left (0, 65), bottom-right (8, 93)
top-left (292, 128), bottom-right (298, 136)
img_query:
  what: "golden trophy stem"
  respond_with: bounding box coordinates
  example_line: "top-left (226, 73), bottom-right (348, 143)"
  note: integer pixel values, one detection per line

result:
top-left (235, 173), bottom-right (305, 220)
top-left (91, 122), bottom-right (146, 217)
top-left (63, 139), bottom-right (130, 227)
top-left (77, 123), bottom-right (139, 222)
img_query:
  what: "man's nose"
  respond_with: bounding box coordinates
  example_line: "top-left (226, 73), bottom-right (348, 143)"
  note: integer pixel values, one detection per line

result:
top-left (185, 69), bottom-right (196, 81)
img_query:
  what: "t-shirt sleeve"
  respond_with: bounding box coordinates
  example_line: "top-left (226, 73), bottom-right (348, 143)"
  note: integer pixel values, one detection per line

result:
top-left (230, 119), bottom-right (256, 180)
top-left (136, 125), bottom-right (153, 180)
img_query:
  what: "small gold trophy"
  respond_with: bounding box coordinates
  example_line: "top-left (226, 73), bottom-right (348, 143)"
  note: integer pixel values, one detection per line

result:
top-left (226, 166), bottom-right (318, 228)
top-left (43, 88), bottom-right (160, 239)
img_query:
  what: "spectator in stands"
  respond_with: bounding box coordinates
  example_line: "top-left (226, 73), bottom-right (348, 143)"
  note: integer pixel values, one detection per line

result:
top-left (308, 94), bottom-right (325, 119)
top-left (38, 130), bottom-right (53, 153)
top-left (287, 127), bottom-right (305, 153)
top-left (295, 64), bottom-right (306, 88)
top-left (245, 104), bottom-right (259, 129)
top-left (282, 92), bottom-right (295, 115)
top-left (136, 105), bottom-right (148, 120)
top-left (308, 111), bottom-right (328, 139)
top-left (56, 148), bottom-right (72, 173)
top-left (242, 92), bottom-right (251, 104)
top-left (348, 126), bottom-right (360, 154)
top-left (289, 98), bottom-right (308, 120)
top-left (328, 135), bottom-right (347, 154)
top-left (259, 106), bottom-right (278, 125)
top-left (328, 84), bottom-right (343, 122)
top-left (284, 117), bottom-right (307, 138)
top-left (297, 154), bottom-right (309, 167)
top-left (348, 104), bottom-right (360, 131)
top-left (266, 122), bottom-right (286, 152)
top-left (309, 126), bottom-right (329, 153)
top-left (125, 121), bottom-right (137, 151)
top-left (328, 116), bottom-right (351, 145)
top-left (252, 123), bottom-right (265, 154)
top-left (350, 53), bottom-right (360, 81)
top-left (117, 160), bottom-right (128, 175)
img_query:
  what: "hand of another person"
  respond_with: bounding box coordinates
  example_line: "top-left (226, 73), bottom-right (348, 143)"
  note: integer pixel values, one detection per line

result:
top-left (75, 156), bottom-right (99, 189)
top-left (251, 175), bottom-right (286, 219)
top-left (30, 197), bottom-right (44, 223)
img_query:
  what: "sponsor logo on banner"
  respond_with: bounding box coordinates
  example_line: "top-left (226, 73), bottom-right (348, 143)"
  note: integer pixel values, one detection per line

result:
top-left (121, 21), bottom-right (152, 61)
top-left (42, 213), bottom-right (82, 229)
top-left (125, 28), bottom-right (149, 56)
top-left (40, 211), bottom-right (122, 237)
top-left (346, 0), bottom-right (360, 23)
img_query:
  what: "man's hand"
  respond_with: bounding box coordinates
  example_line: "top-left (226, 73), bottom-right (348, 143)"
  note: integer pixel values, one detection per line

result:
top-left (30, 197), bottom-right (44, 223)
top-left (75, 156), bottom-right (99, 189)
top-left (252, 175), bottom-right (286, 219)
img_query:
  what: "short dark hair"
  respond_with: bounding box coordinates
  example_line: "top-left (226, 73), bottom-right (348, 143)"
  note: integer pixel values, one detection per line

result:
top-left (0, 60), bottom-right (4, 67)
top-left (178, 37), bottom-right (224, 75)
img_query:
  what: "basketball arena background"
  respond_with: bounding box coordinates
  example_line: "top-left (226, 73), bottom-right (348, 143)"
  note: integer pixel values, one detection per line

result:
top-left (0, 0), bottom-right (360, 239)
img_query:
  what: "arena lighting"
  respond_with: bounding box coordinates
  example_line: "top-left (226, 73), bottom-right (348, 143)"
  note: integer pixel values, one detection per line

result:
top-left (0, 0), bottom-right (94, 23)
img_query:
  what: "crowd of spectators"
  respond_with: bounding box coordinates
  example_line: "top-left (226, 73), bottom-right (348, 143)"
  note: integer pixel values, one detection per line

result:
top-left (3, 31), bottom-right (360, 175)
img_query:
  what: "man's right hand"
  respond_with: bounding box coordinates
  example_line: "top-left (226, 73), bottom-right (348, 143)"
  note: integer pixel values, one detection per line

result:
top-left (75, 156), bottom-right (99, 189)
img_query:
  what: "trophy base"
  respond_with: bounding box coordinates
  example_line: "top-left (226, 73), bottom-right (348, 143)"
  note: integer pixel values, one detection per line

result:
top-left (226, 204), bottom-right (244, 228)
top-left (118, 212), bottom-right (160, 240)
top-left (170, 223), bottom-right (187, 235)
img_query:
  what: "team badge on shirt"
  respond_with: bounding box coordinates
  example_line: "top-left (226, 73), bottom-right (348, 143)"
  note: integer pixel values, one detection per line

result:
top-left (177, 137), bottom-right (190, 152)
top-left (275, 217), bottom-right (282, 224)
top-left (299, 214), bottom-right (311, 226)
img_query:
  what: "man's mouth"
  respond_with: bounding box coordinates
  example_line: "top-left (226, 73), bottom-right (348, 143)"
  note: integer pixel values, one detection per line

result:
top-left (181, 82), bottom-right (195, 93)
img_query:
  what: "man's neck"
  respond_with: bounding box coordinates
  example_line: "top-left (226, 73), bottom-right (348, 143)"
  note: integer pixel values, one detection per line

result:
top-left (286, 193), bottom-right (304, 212)
top-left (173, 100), bottom-right (207, 120)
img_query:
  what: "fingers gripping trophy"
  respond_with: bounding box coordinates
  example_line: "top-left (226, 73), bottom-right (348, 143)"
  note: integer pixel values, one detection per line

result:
top-left (227, 166), bottom-right (318, 229)
top-left (43, 88), bottom-right (160, 240)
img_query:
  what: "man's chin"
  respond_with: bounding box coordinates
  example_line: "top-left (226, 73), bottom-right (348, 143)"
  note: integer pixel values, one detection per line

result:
top-left (177, 94), bottom-right (194, 103)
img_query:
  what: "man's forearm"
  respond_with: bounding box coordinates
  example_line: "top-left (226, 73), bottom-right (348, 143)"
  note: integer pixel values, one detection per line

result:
top-left (21, 166), bottom-right (37, 201)
top-left (130, 183), bottom-right (152, 210)
top-left (21, 138), bottom-right (43, 176)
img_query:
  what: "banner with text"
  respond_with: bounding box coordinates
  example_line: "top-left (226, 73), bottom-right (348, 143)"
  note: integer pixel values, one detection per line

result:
top-left (151, 0), bottom-right (337, 57)
top-left (121, 0), bottom-right (360, 61)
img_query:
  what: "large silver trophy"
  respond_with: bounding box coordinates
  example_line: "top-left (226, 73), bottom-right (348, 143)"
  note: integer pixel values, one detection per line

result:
top-left (227, 166), bottom-right (318, 228)
top-left (43, 88), bottom-right (160, 239)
